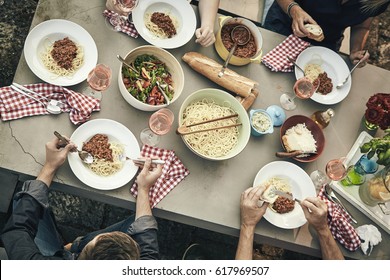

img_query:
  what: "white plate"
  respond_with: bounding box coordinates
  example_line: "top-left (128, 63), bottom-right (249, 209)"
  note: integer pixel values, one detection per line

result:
top-left (295, 46), bottom-right (351, 105)
top-left (24, 19), bottom-right (98, 86)
top-left (132, 0), bottom-right (196, 49)
top-left (68, 119), bottom-right (140, 190)
top-left (252, 161), bottom-right (316, 229)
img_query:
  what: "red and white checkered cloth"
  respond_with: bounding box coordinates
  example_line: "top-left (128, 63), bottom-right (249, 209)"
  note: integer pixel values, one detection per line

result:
top-left (103, 9), bottom-right (139, 38)
top-left (0, 83), bottom-right (100, 125)
top-left (318, 185), bottom-right (361, 251)
top-left (262, 34), bottom-right (310, 72)
top-left (131, 145), bottom-right (190, 208)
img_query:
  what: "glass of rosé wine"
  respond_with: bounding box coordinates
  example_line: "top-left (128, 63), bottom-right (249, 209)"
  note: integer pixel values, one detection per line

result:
top-left (106, 0), bottom-right (139, 32)
top-left (83, 64), bottom-right (112, 100)
top-left (280, 77), bottom-right (319, 111)
top-left (310, 157), bottom-right (347, 193)
top-left (140, 108), bottom-right (174, 146)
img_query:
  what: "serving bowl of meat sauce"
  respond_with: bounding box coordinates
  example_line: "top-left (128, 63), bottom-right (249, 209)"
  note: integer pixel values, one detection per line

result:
top-left (214, 16), bottom-right (263, 66)
top-left (118, 45), bottom-right (184, 111)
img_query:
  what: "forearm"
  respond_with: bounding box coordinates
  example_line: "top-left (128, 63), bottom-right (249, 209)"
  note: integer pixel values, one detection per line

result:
top-left (36, 164), bottom-right (56, 187)
top-left (276, 0), bottom-right (300, 15)
top-left (317, 228), bottom-right (344, 260)
top-left (198, 0), bottom-right (219, 28)
top-left (135, 190), bottom-right (152, 219)
top-left (235, 224), bottom-right (255, 260)
top-left (350, 18), bottom-right (372, 53)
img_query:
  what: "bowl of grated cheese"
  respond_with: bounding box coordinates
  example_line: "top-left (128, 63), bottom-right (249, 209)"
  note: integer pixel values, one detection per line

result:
top-left (280, 115), bottom-right (325, 162)
top-left (249, 109), bottom-right (273, 136)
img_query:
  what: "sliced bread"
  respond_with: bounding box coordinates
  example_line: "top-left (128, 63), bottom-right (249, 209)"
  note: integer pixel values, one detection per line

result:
top-left (304, 24), bottom-right (324, 42)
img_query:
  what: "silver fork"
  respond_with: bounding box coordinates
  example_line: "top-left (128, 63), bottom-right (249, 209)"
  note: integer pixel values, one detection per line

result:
top-left (12, 82), bottom-right (65, 106)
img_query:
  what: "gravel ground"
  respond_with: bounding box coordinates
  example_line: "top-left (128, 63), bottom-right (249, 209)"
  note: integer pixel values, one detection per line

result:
top-left (1, 0), bottom-right (388, 260)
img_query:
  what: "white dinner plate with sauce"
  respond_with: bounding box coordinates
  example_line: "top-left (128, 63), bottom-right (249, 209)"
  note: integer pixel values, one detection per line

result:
top-left (132, 0), bottom-right (197, 49)
top-left (295, 46), bottom-right (351, 105)
top-left (24, 19), bottom-right (98, 86)
top-left (68, 119), bottom-right (140, 190)
top-left (252, 161), bottom-right (316, 229)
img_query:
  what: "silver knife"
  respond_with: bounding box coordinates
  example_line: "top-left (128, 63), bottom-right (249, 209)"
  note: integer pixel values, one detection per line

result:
top-left (274, 190), bottom-right (301, 203)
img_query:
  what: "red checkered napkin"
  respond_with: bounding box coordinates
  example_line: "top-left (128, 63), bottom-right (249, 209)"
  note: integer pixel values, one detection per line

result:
top-left (318, 185), bottom-right (361, 251)
top-left (131, 145), bottom-right (190, 208)
top-left (103, 10), bottom-right (139, 38)
top-left (262, 34), bottom-right (310, 72)
top-left (0, 83), bottom-right (100, 125)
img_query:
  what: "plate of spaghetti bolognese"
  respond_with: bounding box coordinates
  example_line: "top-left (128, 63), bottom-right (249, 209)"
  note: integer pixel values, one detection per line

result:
top-left (24, 19), bottom-right (98, 86)
top-left (295, 46), bottom-right (351, 105)
top-left (252, 161), bottom-right (316, 229)
top-left (132, 0), bottom-right (196, 49)
top-left (68, 119), bottom-right (140, 190)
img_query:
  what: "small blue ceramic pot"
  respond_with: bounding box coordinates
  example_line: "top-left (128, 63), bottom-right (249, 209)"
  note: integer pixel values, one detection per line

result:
top-left (249, 109), bottom-right (274, 136)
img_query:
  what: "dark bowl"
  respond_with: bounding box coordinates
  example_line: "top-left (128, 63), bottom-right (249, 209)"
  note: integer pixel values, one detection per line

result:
top-left (280, 115), bottom-right (325, 162)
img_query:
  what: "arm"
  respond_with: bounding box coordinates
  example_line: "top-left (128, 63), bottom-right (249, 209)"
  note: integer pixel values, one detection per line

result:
top-left (1, 137), bottom-right (75, 259)
top-left (195, 0), bottom-right (220, 47)
top-left (301, 197), bottom-right (344, 260)
top-left (275, 0), bottom-right (316, 37)
top-left (235, 186), bottom-right (269, 260)
top-left (349, 18), bottom-right (372, 67)
top-left (134, 158), bottom-right (163, 219)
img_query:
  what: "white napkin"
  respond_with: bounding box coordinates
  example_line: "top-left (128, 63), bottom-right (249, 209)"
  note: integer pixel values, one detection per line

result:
top-left (356, 224), bottom-right (382, 256)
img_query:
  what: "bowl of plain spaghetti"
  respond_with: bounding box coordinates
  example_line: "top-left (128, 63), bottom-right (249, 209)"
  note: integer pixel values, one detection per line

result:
top-left (178, 88), bottom-right (251, 161)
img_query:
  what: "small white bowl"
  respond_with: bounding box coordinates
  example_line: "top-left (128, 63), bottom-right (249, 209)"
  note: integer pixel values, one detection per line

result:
top-left (118, 45), bottom-right (184, 111)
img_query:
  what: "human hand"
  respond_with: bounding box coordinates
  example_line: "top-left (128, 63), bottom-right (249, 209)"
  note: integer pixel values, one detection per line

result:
top-left (239, 185), bottom-right (269, 228)
top-left (195, 26), bottom-right (216, 47)
top-left (134, 158), bottom-right (163, 193)
top-left (349, 50), bottom-right (369, 68)
top-left (44, 137), bottom-right (76, 173)
top-left (301, 197), bottom-right (329, 233)
top-left (290, 6), bottom-right (317, 37)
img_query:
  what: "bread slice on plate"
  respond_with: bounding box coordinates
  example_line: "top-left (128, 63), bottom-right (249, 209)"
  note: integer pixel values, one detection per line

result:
top-left (304, 24), bottom-right (324, 42)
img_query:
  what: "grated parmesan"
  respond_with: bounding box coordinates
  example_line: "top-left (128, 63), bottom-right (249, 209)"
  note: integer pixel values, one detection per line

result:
top-left (251, 111), bottom-right (272, 132)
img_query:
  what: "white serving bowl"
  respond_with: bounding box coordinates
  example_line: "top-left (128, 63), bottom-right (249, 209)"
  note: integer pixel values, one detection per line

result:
top-left (178, 88), bottom-right (251, 161)
top-left (118, 45), bottom-right (184, 111)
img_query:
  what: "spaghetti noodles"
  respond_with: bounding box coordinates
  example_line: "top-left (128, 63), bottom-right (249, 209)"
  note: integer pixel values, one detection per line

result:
top-left (182, 99), bottom-right (239, 158)
top-left (144, 12), bottom-right (179, 39)
top-left (41, 37), bottom-right (84, 77)
top-left (88, 143), bottom-right (124, 177)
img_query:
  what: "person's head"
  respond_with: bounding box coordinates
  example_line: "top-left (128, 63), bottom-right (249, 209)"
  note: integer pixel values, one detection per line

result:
top-left (78, 231), bottom-right (140, 260)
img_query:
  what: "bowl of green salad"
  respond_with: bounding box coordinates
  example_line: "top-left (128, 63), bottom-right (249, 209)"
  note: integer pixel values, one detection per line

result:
top-left (118, 45), bottom-right (184, 111)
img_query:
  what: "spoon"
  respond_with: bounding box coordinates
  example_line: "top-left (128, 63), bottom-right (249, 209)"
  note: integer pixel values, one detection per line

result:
top-left (53, 131), bottom-right (94, 164)
top-left (156, 81), bottom-right (170, 105)
top-left (116, 54), bottom-right (133, 69)
top-left (287, 56), bottom-right (305, 74)
top-left (324, 184), bottom-right (358, 224)
top-left (218, 24), bottom-right (251, 78)
top-left (336, 50), bottom-right (367, 89)
top-left (10, 85), bottom-right (62, 114)
top-left (275, 150), bottom-right (317, 158)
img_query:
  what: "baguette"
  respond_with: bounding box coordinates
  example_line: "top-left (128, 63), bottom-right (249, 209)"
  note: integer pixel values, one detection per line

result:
top-left (182, 52), bottom-right (259, 98)
top-left (235, 87), bottom-right (259, 110)
top-left (304, 24), bottom-right (324, 42)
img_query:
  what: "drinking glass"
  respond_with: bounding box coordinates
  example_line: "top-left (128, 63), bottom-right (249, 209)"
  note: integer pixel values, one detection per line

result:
top-left (84, 64), bottom-right (112, 100)
top-left (310, 157), bottom-right (347, 192)
top-left (280, 77), bottom-right (319, 111)
top-left (140, 108), bottom-right (174, 146)
top-left (106, 0), bottom-right (139, 32)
